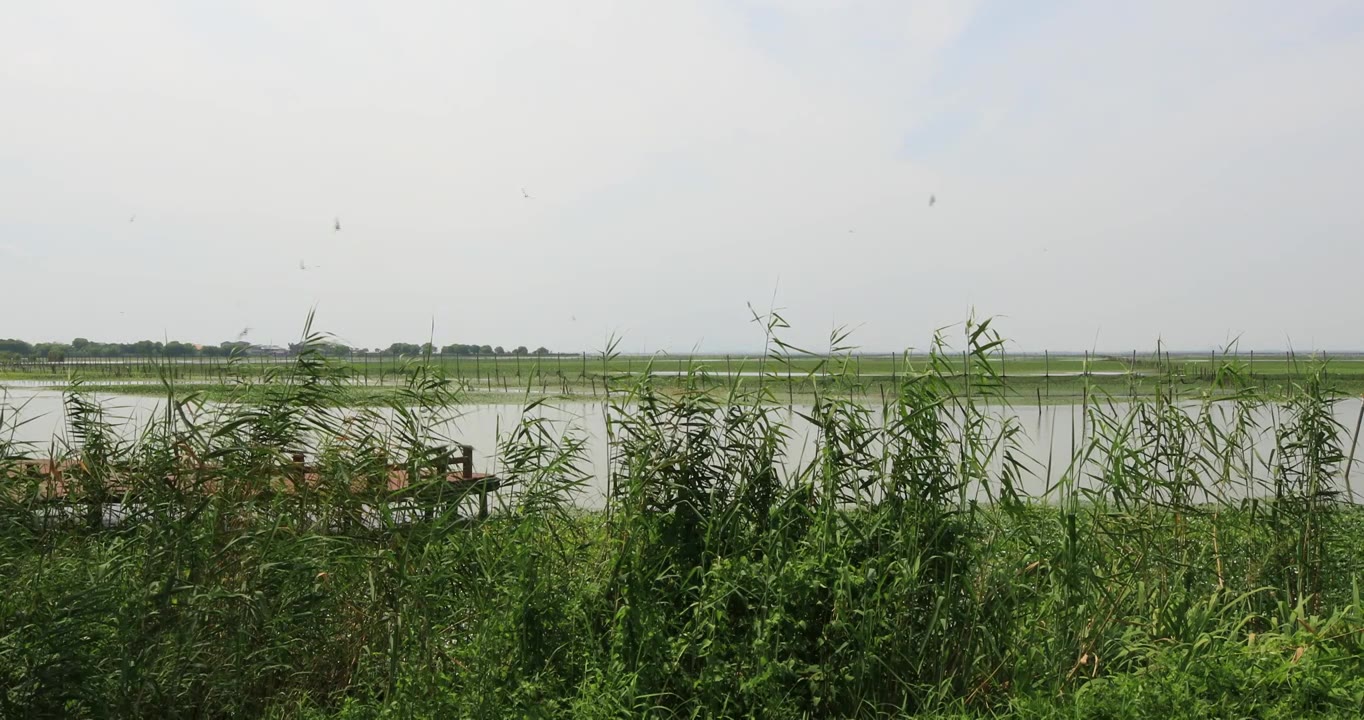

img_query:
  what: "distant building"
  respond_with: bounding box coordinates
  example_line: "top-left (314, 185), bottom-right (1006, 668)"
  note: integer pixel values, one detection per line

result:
top-left (246, 344), bottom-right (290, 357)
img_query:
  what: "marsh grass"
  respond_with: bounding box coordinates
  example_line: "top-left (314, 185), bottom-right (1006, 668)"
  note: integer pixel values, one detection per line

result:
top-left (3, 315), bottom-right (1364, 718)
top-left (9, 346), bottom-right (1364, 407)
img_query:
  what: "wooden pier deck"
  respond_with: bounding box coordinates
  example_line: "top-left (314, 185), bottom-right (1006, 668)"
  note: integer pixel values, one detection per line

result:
top-left (3, 444), bottom-right (500, 518)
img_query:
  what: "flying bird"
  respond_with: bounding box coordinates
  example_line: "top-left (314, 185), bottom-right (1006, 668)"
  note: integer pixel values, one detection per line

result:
top-left (334, 217), bottom-right (341, 231)
top-left (929, 195), bottom-right (936, 207)
top-left (129, 215), bottom-right (136, 223)
top-left (522, 187), bottom-right (533, 199)
top-left (237, 327), bottom-right (252, 340)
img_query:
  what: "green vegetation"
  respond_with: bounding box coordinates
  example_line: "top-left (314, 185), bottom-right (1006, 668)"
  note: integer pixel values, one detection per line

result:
top-left (0, 337), bottom-right (253, 360)
top-left (0, 337), bottom-right (554, 364)
top-left (3, 316), bottom-right (1364, 717)
top-left (6, 345), bottom-right (1364, 405)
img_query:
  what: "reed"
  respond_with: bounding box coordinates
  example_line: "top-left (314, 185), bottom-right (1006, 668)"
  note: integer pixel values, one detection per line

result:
top-left (2, 316), bottom-right (1363, 718)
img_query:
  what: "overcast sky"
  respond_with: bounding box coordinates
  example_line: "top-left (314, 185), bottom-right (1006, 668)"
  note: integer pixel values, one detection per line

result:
top-left (2, 1), bottom-right (1362, 353)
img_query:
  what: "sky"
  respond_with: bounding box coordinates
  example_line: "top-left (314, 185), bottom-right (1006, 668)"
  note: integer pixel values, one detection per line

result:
top-left (2, 1), bottom-right (1362, 353)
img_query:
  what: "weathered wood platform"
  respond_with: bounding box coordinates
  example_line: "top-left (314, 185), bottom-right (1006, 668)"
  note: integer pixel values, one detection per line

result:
top-left (3, 444), bottom-right (500, 518)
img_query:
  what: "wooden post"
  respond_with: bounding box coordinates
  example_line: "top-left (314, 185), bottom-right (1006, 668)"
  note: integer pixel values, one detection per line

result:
top-left (1346, 402), bottom-right (1364, 504)
top-left (290, 451), bottom-right (306, 499)
top-left (426, 448), bottom-right (451, 521)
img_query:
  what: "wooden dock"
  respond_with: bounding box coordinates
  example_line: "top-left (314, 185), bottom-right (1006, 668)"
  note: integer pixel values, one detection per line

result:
top-left (4, 444), bottom-right (500, 519)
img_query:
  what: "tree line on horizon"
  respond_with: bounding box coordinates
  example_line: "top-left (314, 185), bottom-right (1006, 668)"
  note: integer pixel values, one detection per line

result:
top-left (0, 338), bottom-right (552, 363)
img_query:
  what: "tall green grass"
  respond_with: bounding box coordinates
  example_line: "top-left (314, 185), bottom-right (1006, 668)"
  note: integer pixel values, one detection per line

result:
top-left (2, 316), bottom-right (1364, 718)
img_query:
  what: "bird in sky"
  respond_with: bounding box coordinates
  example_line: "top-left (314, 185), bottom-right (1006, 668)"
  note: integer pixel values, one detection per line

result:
top-left (129, 215), bottom-right (136, 223)
top-left (929, 195), bottom-right (936, 207)
top-left (237, 327), bottom-right (252, 340)
top-left (334, 217), bottom-right (341, 231)
top-left (522, 187), bottom-right (533, 199)
top-left (299, 260), bottom-right (316, 271)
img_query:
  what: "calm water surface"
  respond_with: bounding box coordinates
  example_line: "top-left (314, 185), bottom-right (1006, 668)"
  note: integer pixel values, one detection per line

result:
top-left (4, 388), bottom-right (1361, 507)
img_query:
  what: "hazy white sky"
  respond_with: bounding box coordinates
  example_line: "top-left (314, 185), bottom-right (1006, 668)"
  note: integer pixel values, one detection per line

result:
top-left (2, 1), bottom-right (1362, 352)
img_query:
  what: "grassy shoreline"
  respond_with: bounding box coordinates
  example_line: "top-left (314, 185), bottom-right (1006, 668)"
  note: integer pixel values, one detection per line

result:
top-left (5, 324), bottom-right (1364, 717)
top-left (5, 371), bottom-right (1363, 407)
top-left (8, 501), bottom-right (1364, 717)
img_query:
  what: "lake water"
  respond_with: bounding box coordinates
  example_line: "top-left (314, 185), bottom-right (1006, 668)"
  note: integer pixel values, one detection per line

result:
top-left (4, 388), bottom-right (1362, 507)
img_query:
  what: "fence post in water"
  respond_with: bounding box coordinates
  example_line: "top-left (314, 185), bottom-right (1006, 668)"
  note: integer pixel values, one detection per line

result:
top-left (1346, 402), bottom-right (1364, 504)
top-left (1128, 349), bottom-right (1135, 397)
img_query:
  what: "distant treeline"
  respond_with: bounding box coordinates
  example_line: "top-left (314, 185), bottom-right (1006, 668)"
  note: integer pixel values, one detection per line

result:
top-left (391, 343), bottom-right (552, 357)
top-left (0, 338), bottom-right (552, 363)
